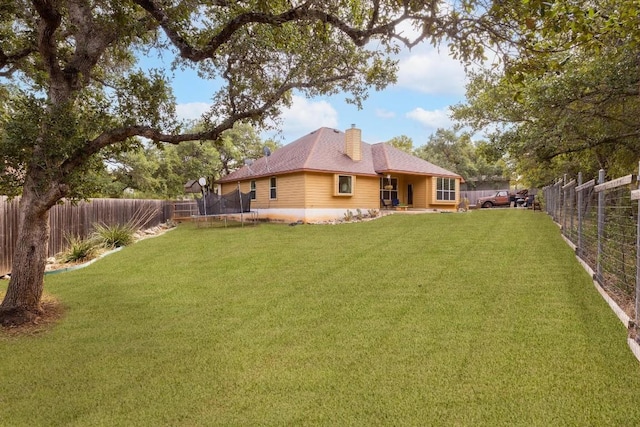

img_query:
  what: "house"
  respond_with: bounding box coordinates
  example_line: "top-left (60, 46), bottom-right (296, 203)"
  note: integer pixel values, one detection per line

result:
top-left (215, 126), bottom-right (463, 223)
top-left (184, 179), bottom-right (204, 194)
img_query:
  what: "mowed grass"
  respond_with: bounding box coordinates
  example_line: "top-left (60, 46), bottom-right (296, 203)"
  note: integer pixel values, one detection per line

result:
top-left (2, 210), bottom-right (640, 426)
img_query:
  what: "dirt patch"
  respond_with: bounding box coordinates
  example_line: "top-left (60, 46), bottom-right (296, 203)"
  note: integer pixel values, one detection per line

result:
top-left (0, 294), bottom-right (65, 337)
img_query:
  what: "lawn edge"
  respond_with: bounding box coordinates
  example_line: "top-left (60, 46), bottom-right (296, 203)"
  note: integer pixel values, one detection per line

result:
top-left (560, 232), bottom-right (640, 363)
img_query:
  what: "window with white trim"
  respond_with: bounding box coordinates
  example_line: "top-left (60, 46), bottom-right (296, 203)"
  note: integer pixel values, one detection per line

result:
top-left (250, 180), bottom-right (256, 200)
top-left (269, 177), bottom-right (277, 199)
top-left (436, 177), bottom-right (456, 201)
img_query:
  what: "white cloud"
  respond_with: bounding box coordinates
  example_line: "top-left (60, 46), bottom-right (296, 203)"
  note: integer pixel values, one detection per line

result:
top-left (175, 102), bottom-right (211, 121)
top-left (279, 95), bottom-right (339, 137)
top-left (397, 49), bottom-right (466, 95)
top-left (406, 107), bottom-right (453, 129)
top-left (375, 108), bottom-right (396, 119)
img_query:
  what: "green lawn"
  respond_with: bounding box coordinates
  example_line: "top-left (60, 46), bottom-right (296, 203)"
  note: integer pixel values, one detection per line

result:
top-left (2, 210), bottom-right (640, 426)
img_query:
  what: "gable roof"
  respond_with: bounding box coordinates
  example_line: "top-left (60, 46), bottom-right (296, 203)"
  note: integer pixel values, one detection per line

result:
top-left (216, 127), bottom-right (461, 183)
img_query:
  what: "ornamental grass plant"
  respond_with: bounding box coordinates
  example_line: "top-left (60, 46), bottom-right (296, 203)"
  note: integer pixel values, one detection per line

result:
top-left (91, 222), bottom-right (136, 248)
top-left (2, 210), bottom-right (640, 425)
top-left (58, 234), bottom-right (100, 264)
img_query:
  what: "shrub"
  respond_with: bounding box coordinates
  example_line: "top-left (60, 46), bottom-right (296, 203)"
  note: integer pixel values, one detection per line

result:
top-left (92, 223), bottom-right (135, 248)
top-left (59, 235), bottom-right (99, 264)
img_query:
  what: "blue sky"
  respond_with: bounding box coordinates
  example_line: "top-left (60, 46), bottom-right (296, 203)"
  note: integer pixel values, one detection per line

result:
top-left (146, 38), bottom-right (471, 148)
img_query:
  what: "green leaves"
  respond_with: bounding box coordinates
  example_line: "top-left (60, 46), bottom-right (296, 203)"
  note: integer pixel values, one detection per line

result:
top-left (113, 69), bottom-right (178, 130)
top-left (453, 45), bottom-right (640, 186)
top-left (103, 122), bottom-right (278, 198)
top-left (386, 135), bottom-right (414, 153)
top-left (10, 0), bottom-right (632, 200)
top-left (413, 128), bottom-right (506, 183)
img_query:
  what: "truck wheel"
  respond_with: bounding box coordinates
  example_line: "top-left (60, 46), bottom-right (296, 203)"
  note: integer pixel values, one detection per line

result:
top-left (482, 201), bottom-right (493, 208)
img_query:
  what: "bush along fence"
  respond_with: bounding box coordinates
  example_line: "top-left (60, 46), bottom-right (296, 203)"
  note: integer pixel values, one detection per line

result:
top-left (543, 166), bottom-right (640, 344)
top-left (0, 198), bottom-right (173, 277)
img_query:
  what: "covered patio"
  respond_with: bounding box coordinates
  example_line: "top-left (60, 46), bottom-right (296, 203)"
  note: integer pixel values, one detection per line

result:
top-left (378, 172), bottom-right (460, 211)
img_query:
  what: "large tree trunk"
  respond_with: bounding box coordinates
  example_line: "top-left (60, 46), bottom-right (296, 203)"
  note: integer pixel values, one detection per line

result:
top-left (0, 186), bottom-right (52, 326)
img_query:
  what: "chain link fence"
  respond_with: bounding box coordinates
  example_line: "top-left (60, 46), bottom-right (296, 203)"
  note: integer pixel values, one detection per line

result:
top-left (543, 168), bottom-right (640, 339)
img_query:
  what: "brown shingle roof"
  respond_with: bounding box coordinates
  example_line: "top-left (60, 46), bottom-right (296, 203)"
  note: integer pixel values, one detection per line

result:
top-left (371, 143), bottom-right (461, 178)
top-left (216, 127), bottom-right (461, 182)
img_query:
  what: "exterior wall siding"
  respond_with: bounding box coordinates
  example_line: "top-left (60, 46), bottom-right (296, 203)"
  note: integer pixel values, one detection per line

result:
top-left (224, 172), bottom-right (381, 222)
top-left (409, 178), bottom-right (428, 208)
top-left (222, 173), bottom-right (306, 209)
top-left (303, 172), bottom-right (379, 209)
top-left (220, 172), bottom-right (461, 221)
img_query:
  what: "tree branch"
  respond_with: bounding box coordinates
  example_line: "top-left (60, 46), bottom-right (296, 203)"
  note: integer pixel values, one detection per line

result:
top-left (133, 0), bottom-right (425, 62)
top-left (60, 71), bottom-right (351, 175)
top-left (0, 46), bottom-right (35, 77)
top-left (32, 0), bottom-right (64, 85)
top-left (543, 130), bottom-right (640, 160)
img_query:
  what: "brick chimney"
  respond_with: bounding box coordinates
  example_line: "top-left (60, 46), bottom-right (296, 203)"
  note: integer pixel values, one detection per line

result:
top-left (345, 124), bottom-right (362, 161)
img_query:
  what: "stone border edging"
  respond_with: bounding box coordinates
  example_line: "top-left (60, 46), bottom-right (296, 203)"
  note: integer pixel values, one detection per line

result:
top-left (44, 246), bottom-right (124, 276)
top-left (44, 226), bottom-right (176, 276)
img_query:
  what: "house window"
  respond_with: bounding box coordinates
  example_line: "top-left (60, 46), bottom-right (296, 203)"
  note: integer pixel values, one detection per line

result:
top-left (269, 177), bottom-right (277, 199)
top-left (250, 180), bottom-right (256, 200)
top-left (335, 175), bottom-right (354, 196)
top-left (380, 177), bottom-right (398, 201)
top-left (436, 177), bottom-right (456, 201)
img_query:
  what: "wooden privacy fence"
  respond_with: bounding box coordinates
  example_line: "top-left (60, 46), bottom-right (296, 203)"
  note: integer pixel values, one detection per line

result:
top-left (0, 197), bottom-right (173, 276)
top-left (543, 166), bottom-right (640, 335)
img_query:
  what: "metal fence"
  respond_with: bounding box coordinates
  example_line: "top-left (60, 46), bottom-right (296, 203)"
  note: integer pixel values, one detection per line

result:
top-left (0, 197), bottom-right (173, 276)
top-left (543, 168), bottom-right (639, 333)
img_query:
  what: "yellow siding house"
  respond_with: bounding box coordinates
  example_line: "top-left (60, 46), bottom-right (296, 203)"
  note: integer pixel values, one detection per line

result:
top-left (216, 126), bottom-right (463, 222)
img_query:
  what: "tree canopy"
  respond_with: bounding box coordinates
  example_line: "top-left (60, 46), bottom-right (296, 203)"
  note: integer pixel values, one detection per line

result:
top-left (413, 128), bottom-right (506, 185)
top-left (386, 135), bottom-right (414, 153)
top-left (454, 48), bottom-right (639, 184)
top-left (449, 0), bottom-right (640, 185)
top-left (107, 123), bottom-right (281, 198)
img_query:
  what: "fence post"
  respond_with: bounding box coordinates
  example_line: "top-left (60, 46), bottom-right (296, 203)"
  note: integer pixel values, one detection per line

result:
top-left (562, 174), bottom-right (567, 233)
top-left (596, 168), bottom-right (605, 284)
top-left (551, 180), bottom-right (556, 219)
top-left (577, 172), bottom-right (583, 258)
top-left (557, 178), bottom-right (563, 222)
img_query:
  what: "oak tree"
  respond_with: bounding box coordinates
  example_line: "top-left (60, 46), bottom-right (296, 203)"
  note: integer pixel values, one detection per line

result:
top-left (452, 47), bottom-right (640, 185)
top-left (448, 0), bottom-right (640, 185)
top-left (413, 127), bottom-right (505, 183)
top-left (1, 0), bottom-right (477, 325)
